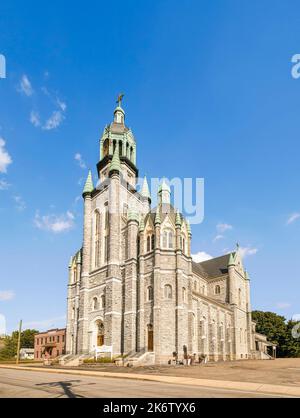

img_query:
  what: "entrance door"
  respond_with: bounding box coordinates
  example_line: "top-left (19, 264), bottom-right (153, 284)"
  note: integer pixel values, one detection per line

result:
top-left (147, 325), bottom-right (153, 351)
top-left (97, 334), bottom-right (104, 347)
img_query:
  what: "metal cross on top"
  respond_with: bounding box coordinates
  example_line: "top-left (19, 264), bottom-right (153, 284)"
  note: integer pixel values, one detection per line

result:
top-left (116, 93), bottom-right (124, 106)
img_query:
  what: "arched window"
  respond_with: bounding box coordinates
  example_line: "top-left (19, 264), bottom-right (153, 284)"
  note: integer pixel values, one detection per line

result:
top-left (147, 234), bottom-right (155, 252)
top-left (104, 201), bottom-right (109, 229)
top-left (119, 140), bottom-right (123, 157)
top-left (192, 313), bottom-right (196, 338)
top-left (164, 284), bottom-right (172, 299)
top-left (194, 281), bottom-right (198, 292)
top-left (162, 229), bottom-right (174, 249)
top-left (72, 306), bottom-right (75, 320)
top-left (181, 235), bottom-right (186, 253)
top-left (73, 269), bottom-right (76, 283)
top-left (182, 287), bottom-right (186, 303)
top-left (215, 285), bottom-right (221, 295)
top-left (94, 211), bottom-right (101, 268)
top-left (92, 297), bottom-right (99, 311)
top-left (104, 202), bottom-right (109, 262)
top-left (151, 234), bottom-right (155, 251)
top-left (147, 286), bottom-right (153, 301)
top-left (103, 138), bottom-right (109, 157)
top-left (100, 294), bottom-right (105, 309)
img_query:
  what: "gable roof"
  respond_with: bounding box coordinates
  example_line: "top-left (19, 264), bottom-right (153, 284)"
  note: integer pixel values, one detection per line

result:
top-left (193, 252), bottom-right (235, 279)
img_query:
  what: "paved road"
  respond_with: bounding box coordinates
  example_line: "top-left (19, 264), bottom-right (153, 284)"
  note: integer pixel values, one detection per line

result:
top-left (0, 368), bottom-right (287, 398)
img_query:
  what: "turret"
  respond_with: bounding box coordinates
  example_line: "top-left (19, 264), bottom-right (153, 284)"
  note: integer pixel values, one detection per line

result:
top-left (158, 180), bottom-right (171, 205)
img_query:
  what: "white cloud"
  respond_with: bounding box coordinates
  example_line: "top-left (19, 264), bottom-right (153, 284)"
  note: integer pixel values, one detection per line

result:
top-left (213, 234), bottom-right (224, 242)
top-left (192, 251), bottom-right (213, 263)
top-left (292, 314), bottom-right (300, 321)
top-left (29, 85), bottom-right (67, 131)
top-left (0, 179), bottom-right (10, 190)
top-left (30, 111), bottom-right (41, 127)
top-left (34, 210), bottom-right (75, 233)
top-left (217, 223), bottom-right (233, 233)
top-left (287, 213), bottom-right (300, 225)
top-left (18, 74), bottom-right (33, 96)
top-left (74, 153), bottom-right (86, 169)
top-left (42, 110), bottom-right (65, 130)
top-left (0, 138), bottom-right (12, 173)
top-left (23, 315), bottom-right (66, 331)
top-left (0, 290), bottom-right (15, 301)
top-left (239, 246), bottom-right (258, 258)
top-left (276, 302), bottom-right (291, 309)
top-left (13, 195), bottom-right (26, 211)
top-left (57, 98), bottom-right (67, 112)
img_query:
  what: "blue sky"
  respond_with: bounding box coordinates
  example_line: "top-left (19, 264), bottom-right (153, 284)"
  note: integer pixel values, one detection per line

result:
top-left (0, 0), bottom-right (300, 333)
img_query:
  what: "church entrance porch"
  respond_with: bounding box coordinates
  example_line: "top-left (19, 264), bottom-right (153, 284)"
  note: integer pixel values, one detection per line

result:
top-left (89, 318), bottom-right (105, 352)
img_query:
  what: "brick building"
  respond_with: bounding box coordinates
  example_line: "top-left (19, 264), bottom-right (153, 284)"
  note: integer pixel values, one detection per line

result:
top-left (34, 328), bottom-right (66, 360)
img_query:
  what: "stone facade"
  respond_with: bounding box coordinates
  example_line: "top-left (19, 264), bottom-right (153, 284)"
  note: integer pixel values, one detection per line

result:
top-left (66, 103), bottom-right (258, 364)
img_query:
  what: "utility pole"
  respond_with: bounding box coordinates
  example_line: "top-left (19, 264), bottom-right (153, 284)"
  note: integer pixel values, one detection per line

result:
top-left (16, 319), bottom-right (22, 365)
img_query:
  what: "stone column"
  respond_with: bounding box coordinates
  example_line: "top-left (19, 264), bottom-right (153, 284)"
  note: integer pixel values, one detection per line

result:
top-left (66, 262), bottom-right (73, 354)
top-left (77, 191), bottom-right (92, 354)
top-left (137, 227), bottom-right (146, 352)
top-left (153, 217), bottom-right (161, 360)
top-left (124, 214), bottom-right (139, 354)
top-left (105, 170), bottom-right (122, 355)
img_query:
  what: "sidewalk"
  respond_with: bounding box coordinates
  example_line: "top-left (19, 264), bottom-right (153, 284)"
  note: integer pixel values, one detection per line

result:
top-left (0, 364), bottom-right (299, 397)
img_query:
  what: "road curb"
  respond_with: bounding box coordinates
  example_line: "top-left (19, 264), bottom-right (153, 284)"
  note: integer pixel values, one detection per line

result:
top-left (0, 364), bottom-right (299, 397)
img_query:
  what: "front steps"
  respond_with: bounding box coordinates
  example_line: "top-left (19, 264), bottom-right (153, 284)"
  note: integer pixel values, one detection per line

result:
top-left (116, 351), bottom-right (155, 367)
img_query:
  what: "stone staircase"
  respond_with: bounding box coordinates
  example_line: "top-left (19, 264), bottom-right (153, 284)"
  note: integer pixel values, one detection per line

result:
top-left (118, 351), bottom-right (155, 367)
top-left (58, 353), bottom-right (92, 367)
top-left (251, 350), bottom-right (273, 360)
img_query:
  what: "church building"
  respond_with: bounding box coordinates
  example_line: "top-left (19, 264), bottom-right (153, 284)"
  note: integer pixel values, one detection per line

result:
top-left (66, 99), bottom-right (263, 365)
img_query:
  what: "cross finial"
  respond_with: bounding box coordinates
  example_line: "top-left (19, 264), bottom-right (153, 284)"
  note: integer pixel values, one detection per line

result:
top-left (116, 93), bottom-right (124, 107)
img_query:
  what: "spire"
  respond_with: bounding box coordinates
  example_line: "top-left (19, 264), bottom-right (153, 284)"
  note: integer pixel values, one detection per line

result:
top-left (76, 250), bottom-right (82, 264)
top-left (175, 209), bottom-right (182, 227)
top-left (68, 256), bottom-right (73, 268)
top-left (158, 179), bottom-right (171, 204)
top-left (109, 144), bottom-right (121, 174)
top-left (186, 220), bottom-right (192, 236)
top-left (155, 205), bottom-right (161, 225)
top-left (139, 215), bottom-right (145, 232)
top-left (114, 93), bottom-right (125, 124)
top-left (228, 252), bottom-right (236, 267)
top-left (141, 176), bottom-right (151, 200)
top-left (245, 270), bottom-right (250, 281)
top-left (83, 170), bottom-right (94, 195)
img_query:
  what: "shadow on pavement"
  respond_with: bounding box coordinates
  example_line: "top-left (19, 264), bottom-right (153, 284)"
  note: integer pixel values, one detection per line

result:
top-left (36, 379), bottom-right (86, 398)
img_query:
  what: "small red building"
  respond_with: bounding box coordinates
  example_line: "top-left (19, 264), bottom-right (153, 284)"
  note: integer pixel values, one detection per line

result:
top-left (34, 328), bottom-right (66, 361)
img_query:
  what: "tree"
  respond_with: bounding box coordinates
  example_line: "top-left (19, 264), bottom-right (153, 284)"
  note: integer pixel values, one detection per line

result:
top-left (252, 311), bottom-right (300, 358)
top-left (0, 329), bottom-right (38, 360)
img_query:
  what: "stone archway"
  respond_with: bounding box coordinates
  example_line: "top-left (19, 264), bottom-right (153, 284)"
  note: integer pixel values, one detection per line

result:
top-left (88, 317), bottom-right (104, 352)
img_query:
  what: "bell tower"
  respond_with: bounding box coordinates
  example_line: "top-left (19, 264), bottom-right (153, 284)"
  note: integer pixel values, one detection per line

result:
top-left (98, 95), bottom-right (138, 188)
